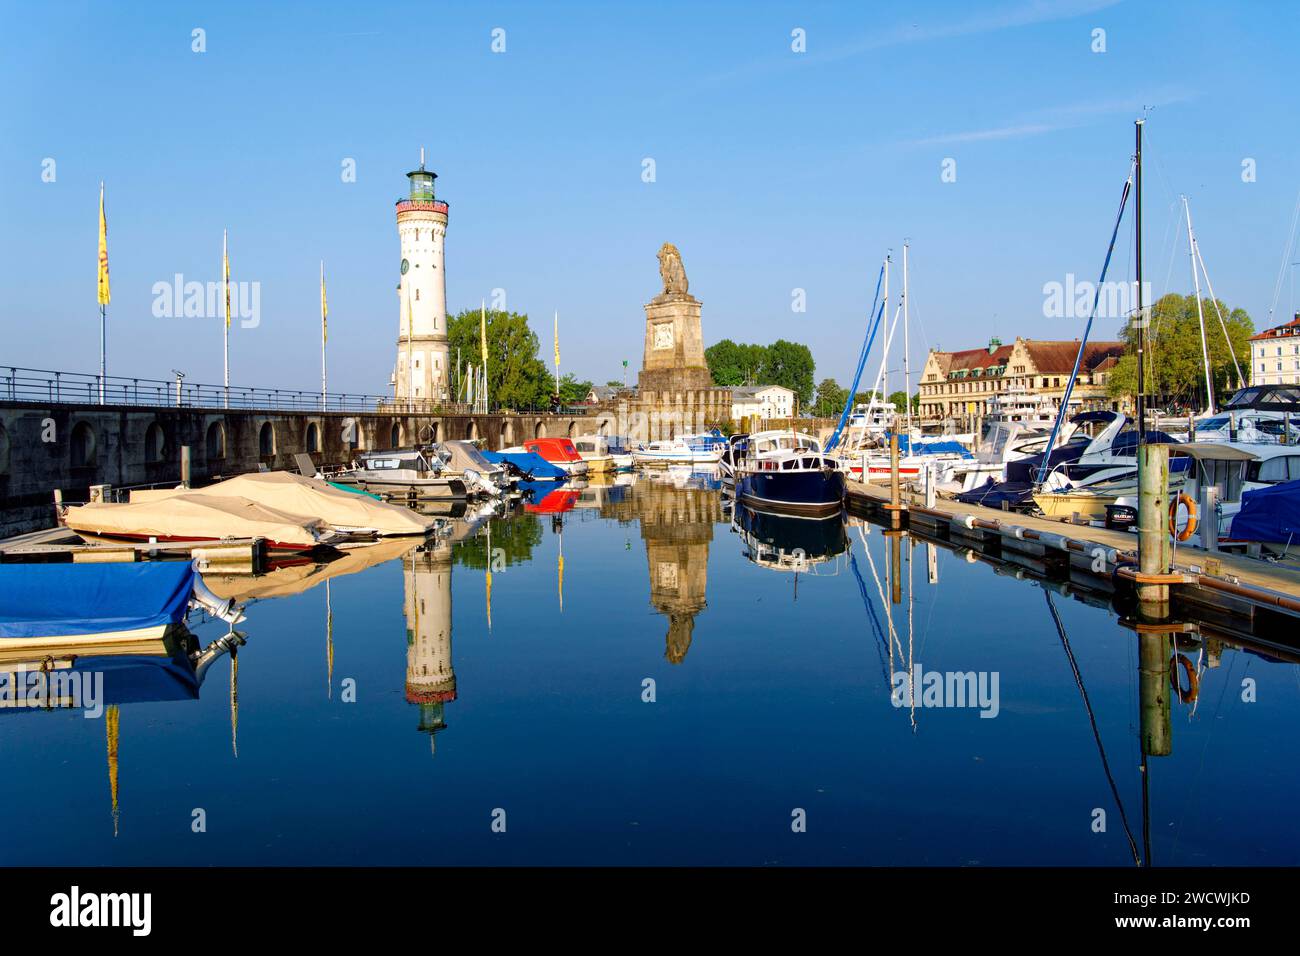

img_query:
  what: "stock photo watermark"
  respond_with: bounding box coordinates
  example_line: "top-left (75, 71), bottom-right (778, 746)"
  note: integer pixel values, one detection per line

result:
top-left (890, 664), bottom-right (1000, 718)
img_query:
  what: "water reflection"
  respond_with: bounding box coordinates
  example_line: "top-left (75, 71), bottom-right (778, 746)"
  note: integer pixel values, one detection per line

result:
top-left (4, 473), bottom-right (1300, 864)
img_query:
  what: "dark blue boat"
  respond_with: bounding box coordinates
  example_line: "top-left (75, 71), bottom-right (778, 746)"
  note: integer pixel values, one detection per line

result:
top-left (733, 430), bottom-right (845, 516)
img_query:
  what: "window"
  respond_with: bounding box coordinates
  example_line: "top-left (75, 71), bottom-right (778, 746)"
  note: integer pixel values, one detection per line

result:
top-left (258, 421), bottom-right (275, 457)
top-left (144, 422), bottom-right (165, 463)
top-left (1256, 455), bottom-right (1300, 482)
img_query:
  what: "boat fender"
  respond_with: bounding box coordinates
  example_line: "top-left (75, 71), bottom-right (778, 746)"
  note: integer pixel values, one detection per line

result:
top-left (1170, 653), bottom-right (1199, 704)
top-left (1011, 527), bottom-right (1028, 540)
top-left (1169, 493), bottom-right (1198, 542)
top-left (1037, 532), bottom-right (1069, 551)
top-left (961, 515), bottom-right (978, 530)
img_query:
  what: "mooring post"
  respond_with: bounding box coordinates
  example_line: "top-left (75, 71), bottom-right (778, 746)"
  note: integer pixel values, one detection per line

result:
top-left (181, 444), bottom-right (192, 488)
top-left (1138, 630), bottom-right (1173, 757)
top-left (888, 432), bottom-right (901, 529)
top-left (1137, 443), bottom-right (1172, 616)
top-left (889, 532), bottom-right (902, 605)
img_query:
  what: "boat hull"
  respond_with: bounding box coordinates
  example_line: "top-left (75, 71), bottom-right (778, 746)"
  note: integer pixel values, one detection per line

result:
top-left (736, 469), bottom-right (845, 517)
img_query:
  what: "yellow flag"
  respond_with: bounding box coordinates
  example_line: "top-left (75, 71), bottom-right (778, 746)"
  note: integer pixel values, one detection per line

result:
top-left (553, 311), bottom-right (560, 368)
top-left (479, 301), bottom-right (488, 364)
top-left (97, 183), bottom-right (110, 306)
top-left (223, 231), bottom-right (231, 329)
top-left (320, 262), bottom-right (327, 343)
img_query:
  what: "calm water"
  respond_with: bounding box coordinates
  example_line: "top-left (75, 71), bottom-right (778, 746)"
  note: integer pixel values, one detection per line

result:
top-left (3, 472), bottom-right (1299, 866)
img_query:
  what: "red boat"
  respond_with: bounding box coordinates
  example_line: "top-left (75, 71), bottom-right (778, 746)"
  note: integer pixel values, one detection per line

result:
top-left (519, 438), bottom-right (589, 477)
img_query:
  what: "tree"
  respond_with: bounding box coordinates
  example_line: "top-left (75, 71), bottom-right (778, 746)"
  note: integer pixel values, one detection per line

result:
top-left (706, 339), bottom-right (768, 386)
top-left (760, 340), bottom-right (816, 408)
top-left (814, 378), bottom-right (848, 417)
top-left (888, 390), bottom-right (919, 413)
top-left (454, 514), bottom-right (543, 569)
top-left (1105, 293), bottom-right (1253, 410)
top-left (558, 373), bottom-right (593, 405)
top-left (446, 308), bottom-right (551, 409)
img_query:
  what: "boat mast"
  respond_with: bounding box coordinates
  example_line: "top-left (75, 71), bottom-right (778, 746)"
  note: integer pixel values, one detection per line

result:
top-left (880, 254), bottom-right (891, 409)
top-left (1182, 196), bottom-right (1216, 415)
top-left (902, 241), bottom-right (913, 439)
top-left (1134, 119), bottom-right (1146, 439)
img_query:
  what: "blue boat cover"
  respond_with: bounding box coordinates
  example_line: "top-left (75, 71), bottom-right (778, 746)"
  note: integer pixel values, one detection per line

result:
top-left (0, 562), bottom-right (196, 639)
top-left (888, 435), bottom-right (974, 459)
top-left (1229, 478), bottom-right (1300, 543)
top-left (482, 450), bottom-right (566, 480)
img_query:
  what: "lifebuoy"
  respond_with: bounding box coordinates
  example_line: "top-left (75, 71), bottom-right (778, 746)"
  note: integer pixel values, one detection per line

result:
top-left (1168, 492), bottom-right (1198, 542)
top-left (1169, 653), bottom-right (1199, 704)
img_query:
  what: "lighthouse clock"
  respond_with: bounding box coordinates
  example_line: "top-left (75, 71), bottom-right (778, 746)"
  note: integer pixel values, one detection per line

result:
top-left (394, 150), bottom-right (450, 403)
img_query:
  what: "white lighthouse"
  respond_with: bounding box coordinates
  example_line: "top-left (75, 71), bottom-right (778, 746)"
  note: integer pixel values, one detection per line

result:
top-left (394, 150), bottom-right (450, 403)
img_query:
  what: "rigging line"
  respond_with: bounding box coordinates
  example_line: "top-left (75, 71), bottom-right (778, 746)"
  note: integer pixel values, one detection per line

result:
top-left (848, 547), bottom-right (892, 684)
top-left (1267, 184), bottom-right (1300, 322)
top-left (1036, 165), bottom-right (1135, 485)
top-left (1042, 588), bottom-right (1142, 866)
top-left (825, 263), bottom-right (886, 453)
top-left (1193, 238), bottom-right (1245, 386)
top-left (859, 523), bottom-right (905, 663)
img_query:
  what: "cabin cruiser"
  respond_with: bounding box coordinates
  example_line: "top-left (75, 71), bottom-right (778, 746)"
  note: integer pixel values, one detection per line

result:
top-left (632, 430), bottom-right (727, 465)
top-left (837, 434), bottom-right (974, 485)
top-left (571, 434), bottom-right (625, 473)
top-left (511, 437), bottom-right (589, 476)
top-left (933, 421), bottom-right (1054, 493)
top-left (729, 430), bottom-right (845, 516)
top-left (333, 449), bottom-right (468, 500)
top-left (986, 384), bottom-right (1079, 428)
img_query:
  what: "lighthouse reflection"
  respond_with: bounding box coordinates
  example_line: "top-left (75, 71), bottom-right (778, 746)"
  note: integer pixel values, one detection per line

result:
top-left (402, 538), bottom-right (456, 756)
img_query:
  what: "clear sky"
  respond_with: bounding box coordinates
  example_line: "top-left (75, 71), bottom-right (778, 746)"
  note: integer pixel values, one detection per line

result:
top-left (2, 0), bottom-right (1298, 396)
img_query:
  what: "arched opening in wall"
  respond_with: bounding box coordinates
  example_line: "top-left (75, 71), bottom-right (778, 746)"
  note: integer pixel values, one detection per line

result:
top-left (258, 421), bottom-right (275, 458)
top-left (502, 420), bottom-right (514, 446)
top-left (306, 422), bottom-right (321, 454)
top-left (391, 422), bottom-right (404, 448)
top-left (342, 418), bottom-right (361, 451)
top-left (0, 424), bottom-right (9, 474)
top-left (534, 421), bottom-right (547, 439)
top-left (144, 422), bottom-right (165, 463)
top-left (206, 421), bottom-right (226, 460)
top-left (70, 421), bottom-right (96, 467)
top-left (467, 421), bottom-right (479, 441)
top-left (597, 418), bottom-right (611, 437)
top-left (567, 420), bottom-right (578, 438)
top-left (431, 421), bottom-right (441, 443)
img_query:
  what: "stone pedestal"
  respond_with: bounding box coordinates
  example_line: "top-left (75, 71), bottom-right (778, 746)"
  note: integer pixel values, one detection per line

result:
top-left (640, 294), bottom-right (712, 391)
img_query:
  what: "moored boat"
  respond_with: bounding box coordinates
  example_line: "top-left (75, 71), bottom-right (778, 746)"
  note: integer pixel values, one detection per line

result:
top-left (518, 437), bottom-right (590, 476)
top-left (732, 430), bottom-right (845, 517)
top-left (332, 448), bottom-right (469, 500)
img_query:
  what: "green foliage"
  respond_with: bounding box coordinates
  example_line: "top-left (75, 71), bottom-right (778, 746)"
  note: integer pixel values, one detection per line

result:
top-left (814, 378), bottom-right (848, 418)
top-left (454, 514), bottom-right (543, 569)
top-left (760, 340), bottom-right (816, 407)
top-left (1105, 293), bottom-right (1253, 409)
top-left (888, 390), bottom-right (919, 413)
top-left (705, 339), bottom-right (769, 387)
top-left (558, 373), bottom-right (593, 404)
top-left (447, 308), bottom-right (551, 409)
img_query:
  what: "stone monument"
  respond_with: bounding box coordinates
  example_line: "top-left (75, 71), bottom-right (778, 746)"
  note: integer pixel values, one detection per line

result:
top-left (622, 243), bottom-right (733, 440)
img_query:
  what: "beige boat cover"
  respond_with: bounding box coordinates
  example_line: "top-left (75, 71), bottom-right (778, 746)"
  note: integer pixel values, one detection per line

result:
top-left (65, 494), bottom-right (329, 549)
top-left (131, 472), bottom-right (435, 536)
top-left (203, 537), bottom-right (426, 602)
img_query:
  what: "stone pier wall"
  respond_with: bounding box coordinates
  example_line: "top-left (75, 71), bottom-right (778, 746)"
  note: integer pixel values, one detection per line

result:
top-left (0, 402), bottom-right (605, 536)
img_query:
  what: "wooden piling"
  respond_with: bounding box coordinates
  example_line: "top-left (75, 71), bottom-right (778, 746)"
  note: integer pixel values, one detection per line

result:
top-left (1137, 444), bottom-right (1172, 617)
top-left (1138, 631), bottom-right (1173, 757)
top-left (181, 445), bottom-right (192, 488)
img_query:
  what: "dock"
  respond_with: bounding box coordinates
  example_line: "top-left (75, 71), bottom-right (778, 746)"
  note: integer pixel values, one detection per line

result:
top-left (845, 478), bottom-right (1300, 625)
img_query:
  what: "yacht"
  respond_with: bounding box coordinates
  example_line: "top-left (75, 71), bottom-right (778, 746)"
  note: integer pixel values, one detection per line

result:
top-left (632, 430), bottom-right (727, 465)
top-left (730, 430), bottom-right (845, 516)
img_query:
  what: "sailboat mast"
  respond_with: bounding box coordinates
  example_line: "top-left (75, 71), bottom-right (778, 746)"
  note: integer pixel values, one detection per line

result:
top-left (880, 254), bottom-right (891, 406)
top-left (1134, 119), bottom-right (1146, 438)
top-left (902, 242), bottom-right (912, 438)
top-left (1182, 196), bottom-right (1215, 415)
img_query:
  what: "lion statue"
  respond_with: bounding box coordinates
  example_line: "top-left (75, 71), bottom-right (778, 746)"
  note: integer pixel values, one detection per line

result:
top-left (657, 242), bottom-right (689, 297)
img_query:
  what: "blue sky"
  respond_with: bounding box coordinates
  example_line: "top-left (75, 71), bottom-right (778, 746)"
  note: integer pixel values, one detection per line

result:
top-left (2, 0), bottom-right (1298, 395)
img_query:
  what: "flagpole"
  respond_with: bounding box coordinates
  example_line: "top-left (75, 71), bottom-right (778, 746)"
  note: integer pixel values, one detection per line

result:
top-left (553, 309), bottom-right (560, 400)
top-left (480, 299), bottom-right (489, 414)
top-left (223, 230), bottom-right (230, 408)
top-left (320, 260), bottom-right (327, 411)
top-left (97, 182), bottom-right (109, 405)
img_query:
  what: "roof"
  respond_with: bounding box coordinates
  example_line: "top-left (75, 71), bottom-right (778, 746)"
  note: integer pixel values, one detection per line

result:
top-left (587, 385), bottom-right (620, 401)
top-left (1249, 315), bottom-right (1300, 342)
top-left (732, 384), bottom-right (793, 399)
top-left (1019, 340), bottom-right (1125, 375)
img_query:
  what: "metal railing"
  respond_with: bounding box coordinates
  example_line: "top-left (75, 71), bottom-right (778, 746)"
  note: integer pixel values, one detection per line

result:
top-left (0, 366), bottom-right (478, 415)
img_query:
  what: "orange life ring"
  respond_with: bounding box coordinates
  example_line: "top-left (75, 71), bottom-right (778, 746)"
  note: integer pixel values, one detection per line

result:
top-left (1169, 653), bottom-right (1199, 704)
top-left (1168, 492), bottom-right (1198, 542)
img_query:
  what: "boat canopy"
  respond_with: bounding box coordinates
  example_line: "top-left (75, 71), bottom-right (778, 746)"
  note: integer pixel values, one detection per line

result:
top-left (0, 562), bottom-right (195, 640)
top-left (1221, 384), bottom-right (1300, 413)
top-left (482, 449), bottom-right (566, 479)
top-left (131, 472), bottom-right (435, 536)
top-left (65, 494), bottom-right (330, 549)
top-left (1230, 478), bottom-right (1300, 542)
top-left (440, 440), bottom-right (498, 475)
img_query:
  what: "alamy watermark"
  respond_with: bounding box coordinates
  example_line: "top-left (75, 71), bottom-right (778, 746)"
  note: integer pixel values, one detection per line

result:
top-left (1, 666), bottom-right (104, 717)
top-left (151, 273), bottom-right (260, 327)
top-left (1043, 274), bottom-right (1151, 321)
top-left (891, 663), bottom-right (1000, 718)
